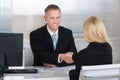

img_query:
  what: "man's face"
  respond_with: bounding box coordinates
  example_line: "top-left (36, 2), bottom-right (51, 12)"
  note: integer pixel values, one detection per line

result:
top-left (44, 9), bottom-right (61, 32)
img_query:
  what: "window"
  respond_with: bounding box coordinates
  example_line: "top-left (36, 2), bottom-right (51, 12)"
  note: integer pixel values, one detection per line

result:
top-left (1, 0), bottom-right (120, 41)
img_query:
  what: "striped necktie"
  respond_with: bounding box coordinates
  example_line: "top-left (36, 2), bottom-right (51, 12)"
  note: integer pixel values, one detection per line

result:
top-left (52, 34), bottom-right (57, 50)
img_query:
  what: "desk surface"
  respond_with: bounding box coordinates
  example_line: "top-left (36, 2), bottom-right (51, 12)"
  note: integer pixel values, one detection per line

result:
top-left (2, 66), bottom-right (120, 80)
top-left (2, 66), bottom-right (74, 80)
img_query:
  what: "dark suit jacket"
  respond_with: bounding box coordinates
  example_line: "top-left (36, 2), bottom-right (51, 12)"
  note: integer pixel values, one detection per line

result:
top-left (69, 42), bottom-right (112, 80)
top-left (30, 25), bottom-right (77, 67)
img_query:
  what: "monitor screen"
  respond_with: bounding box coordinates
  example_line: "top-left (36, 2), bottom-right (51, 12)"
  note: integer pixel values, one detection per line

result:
top-left (0, 33), bottom-right (23, 68)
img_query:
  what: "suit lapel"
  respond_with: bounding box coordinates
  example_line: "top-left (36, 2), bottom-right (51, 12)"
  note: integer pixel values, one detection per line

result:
top-left (56, 28), bottom-right (62, 51)
top-left (43, 25), bottom-right (54, 51)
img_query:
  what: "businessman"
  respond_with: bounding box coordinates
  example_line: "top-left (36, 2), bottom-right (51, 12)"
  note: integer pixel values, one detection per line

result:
top-left (30, 4), bottom-right (77, 67)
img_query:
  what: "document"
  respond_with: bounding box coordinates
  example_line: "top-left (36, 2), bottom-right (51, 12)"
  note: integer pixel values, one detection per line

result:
top-left (43, 65), bottom-right (75, 73)
top-left (35, 65), bottom-right (75, 74)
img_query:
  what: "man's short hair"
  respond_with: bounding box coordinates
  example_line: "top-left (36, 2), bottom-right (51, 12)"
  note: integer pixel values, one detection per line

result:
top-left (45, 4), bottom-right (61, 14)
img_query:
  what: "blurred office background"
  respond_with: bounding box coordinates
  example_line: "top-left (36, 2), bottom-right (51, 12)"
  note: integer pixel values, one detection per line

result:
top-left (0, 0), bottom-right (120, 65)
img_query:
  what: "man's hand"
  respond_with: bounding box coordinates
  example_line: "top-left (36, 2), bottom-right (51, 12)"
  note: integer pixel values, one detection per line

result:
top-left (43, 63), bottom-right (56, 67)
top-left (60, 52), bottom-right (74, 63)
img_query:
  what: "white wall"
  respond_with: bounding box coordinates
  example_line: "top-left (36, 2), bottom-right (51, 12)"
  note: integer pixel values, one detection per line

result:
top-left (11, 0), bottom-right (120, 35)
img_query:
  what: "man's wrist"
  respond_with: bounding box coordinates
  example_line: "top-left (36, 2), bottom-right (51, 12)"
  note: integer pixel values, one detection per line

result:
top-left (58, 54), bottom-right (63, 63)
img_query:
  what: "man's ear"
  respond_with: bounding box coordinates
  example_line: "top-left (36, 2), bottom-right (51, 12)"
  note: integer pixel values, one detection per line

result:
top-left (44, 16), bottom-right (47, 22)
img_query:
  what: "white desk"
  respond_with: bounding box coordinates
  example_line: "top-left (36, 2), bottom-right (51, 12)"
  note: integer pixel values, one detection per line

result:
top-left (2, 66), bottom-right (75, 80)
top-left (2, 66), bottom-right (120, 80)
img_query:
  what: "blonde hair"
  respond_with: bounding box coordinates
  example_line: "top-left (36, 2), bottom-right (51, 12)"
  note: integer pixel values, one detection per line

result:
top-left (83, 16), bottom-right (109, 43)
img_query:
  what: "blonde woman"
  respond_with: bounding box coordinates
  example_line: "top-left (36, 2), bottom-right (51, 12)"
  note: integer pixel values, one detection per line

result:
top-left (69, 16), bottom-right (112, 80)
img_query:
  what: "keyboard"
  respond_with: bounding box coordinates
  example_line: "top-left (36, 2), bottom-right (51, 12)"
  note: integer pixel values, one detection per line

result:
top-left (5, 69), bottom-right (38, 73)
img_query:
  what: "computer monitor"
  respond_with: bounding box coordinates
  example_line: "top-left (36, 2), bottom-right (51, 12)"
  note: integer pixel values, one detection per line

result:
top-left (0, 33), bottom-right (23, 69)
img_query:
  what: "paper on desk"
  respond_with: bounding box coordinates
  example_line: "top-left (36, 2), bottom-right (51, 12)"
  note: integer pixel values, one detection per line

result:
top-left (24, 77), bottom-right (69, 80)
top-left (35, 66), bottom-right (45, 72)
top-left (44, 65), bottom-right (75, 72)
top-left (36, 65), bottom-right (75, 73)
top-left (4, 76), bottom-right (24, 80)
top-left (58, 65), bottom-right (75, 71)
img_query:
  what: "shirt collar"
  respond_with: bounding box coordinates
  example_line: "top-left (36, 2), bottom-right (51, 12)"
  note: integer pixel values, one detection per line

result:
top-left (47, 25), bottom-right (58, 36)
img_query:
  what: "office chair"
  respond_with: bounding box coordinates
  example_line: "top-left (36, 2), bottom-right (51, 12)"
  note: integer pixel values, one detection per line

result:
top-left (80, 64), bottom-right (120, 80)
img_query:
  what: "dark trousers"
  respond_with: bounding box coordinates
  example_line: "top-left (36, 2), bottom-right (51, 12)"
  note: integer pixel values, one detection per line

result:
top-left (69, 69), bottom-right (80, 80)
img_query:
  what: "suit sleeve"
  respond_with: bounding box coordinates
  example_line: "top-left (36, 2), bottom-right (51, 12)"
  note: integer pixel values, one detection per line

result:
top-left (71, 50), bottom-right (85, 80)
top-left (30, 31), bottom-right (58, 66)
top-left (68, 30), bottom-right (77, 54)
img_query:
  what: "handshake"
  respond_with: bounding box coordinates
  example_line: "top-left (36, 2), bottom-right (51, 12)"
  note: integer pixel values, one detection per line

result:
top-left (60, 52), bottom-right (74, 64)
top-left (43, 52), bottom-right (74, 67)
